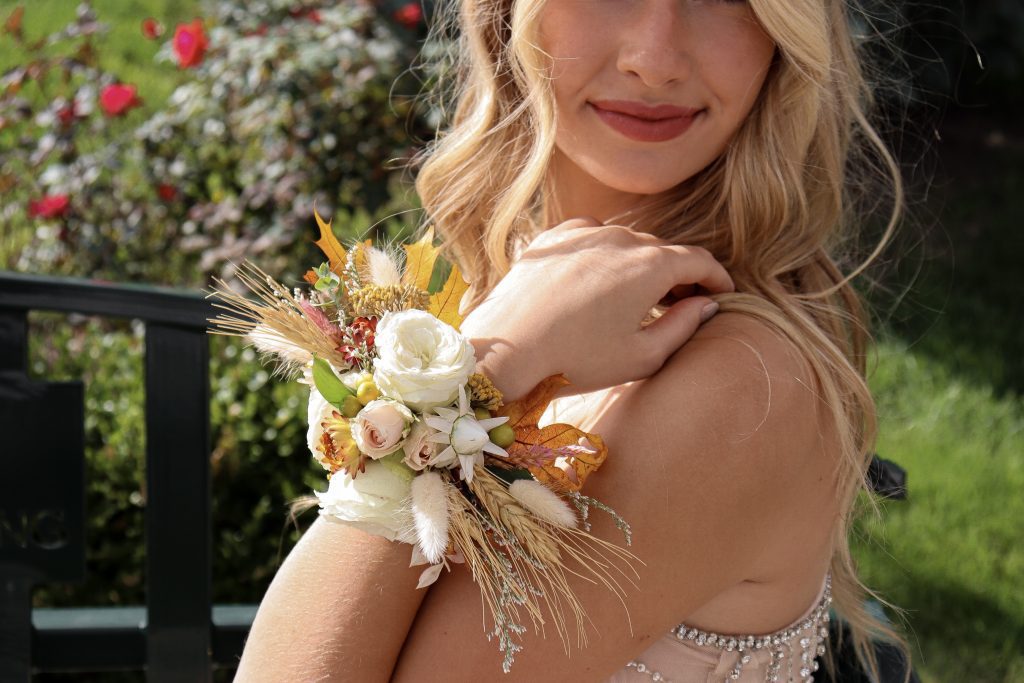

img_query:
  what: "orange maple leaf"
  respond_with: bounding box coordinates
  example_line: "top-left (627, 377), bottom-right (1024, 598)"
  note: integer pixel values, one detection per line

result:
top-left (494, 374), bottom-right (608, 493)
top-left (312, 207), bottom-right (348, 275)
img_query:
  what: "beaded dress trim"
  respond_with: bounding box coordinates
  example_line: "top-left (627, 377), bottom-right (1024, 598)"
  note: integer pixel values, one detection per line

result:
top-left (625, 573), bottom-right (833, 683)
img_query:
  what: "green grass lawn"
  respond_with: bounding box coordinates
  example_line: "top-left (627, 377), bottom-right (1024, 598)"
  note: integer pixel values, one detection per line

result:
top-left (859, 335), bottom-right (1024, 682)
top-left (2, 2), bottom-right (1022, 681)
top-left (855, 115), bottom-right (1024, 682)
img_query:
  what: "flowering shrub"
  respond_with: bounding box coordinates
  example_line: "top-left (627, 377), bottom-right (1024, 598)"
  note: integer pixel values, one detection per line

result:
top-left (7, 0), bottom-right (437, 288)
top-left (0, 4), bottom-right (191, 280)
top-left (3, 0), bottom-right (444, 614)
top-left (132, 0), bottom-right (434, 284)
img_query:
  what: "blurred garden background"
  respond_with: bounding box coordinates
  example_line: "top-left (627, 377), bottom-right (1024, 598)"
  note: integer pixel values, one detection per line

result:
top-left (1, 1), bottom-right (1021, 681)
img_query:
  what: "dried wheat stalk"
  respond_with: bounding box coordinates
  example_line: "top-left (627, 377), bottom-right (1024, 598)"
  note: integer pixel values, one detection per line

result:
top-left (206, 261), bottom-right (350, 374)
top-left (460, 466), bottom-right (643, 664)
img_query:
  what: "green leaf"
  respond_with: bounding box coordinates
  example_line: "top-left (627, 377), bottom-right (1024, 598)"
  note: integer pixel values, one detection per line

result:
top-left (312, 356), bottom-right (353, 407)
top-left (486, 465), bottom-right (534, 485)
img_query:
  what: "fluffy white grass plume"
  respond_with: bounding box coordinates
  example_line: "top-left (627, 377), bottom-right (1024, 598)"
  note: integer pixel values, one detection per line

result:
top-left (247, 324), bottom-right (312, 368)
top-left (508, 479), bottom-right (578, 529)
top-left (363, 245), bottom-right (402, 287)
top-left (410, 470), bottom-right (450, 563)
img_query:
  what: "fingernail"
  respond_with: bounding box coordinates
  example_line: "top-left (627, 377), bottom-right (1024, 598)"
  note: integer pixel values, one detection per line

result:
top-left (700, 302), bottom-right (719, 323)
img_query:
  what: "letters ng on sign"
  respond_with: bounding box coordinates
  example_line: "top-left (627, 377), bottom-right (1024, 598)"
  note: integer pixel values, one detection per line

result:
top-left (0, 376), bottom-right (85, 583)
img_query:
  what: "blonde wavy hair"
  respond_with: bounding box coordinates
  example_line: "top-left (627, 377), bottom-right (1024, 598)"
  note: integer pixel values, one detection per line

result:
top-left (407, 0), bottom-right (911, 678)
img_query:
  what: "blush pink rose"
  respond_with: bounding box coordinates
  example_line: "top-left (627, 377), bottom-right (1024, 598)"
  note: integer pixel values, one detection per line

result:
top-left (351, 399), bottom-right (414, 460)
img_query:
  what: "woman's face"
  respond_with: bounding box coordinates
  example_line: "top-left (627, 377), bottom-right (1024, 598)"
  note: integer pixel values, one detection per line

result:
top-left (537, 0), bottom-right (776, 223)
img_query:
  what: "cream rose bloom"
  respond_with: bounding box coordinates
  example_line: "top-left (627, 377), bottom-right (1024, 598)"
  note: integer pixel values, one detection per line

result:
top-left (402, 419), bottom-right (458, 471)
top-left (315, 457), bottom-right (416, 543)
top-left (306, 387), bottom-right (338, 470)
top-left (351, 398), bottom-right (415, 459)
top-left (372, 309), bottom-right (477, 411)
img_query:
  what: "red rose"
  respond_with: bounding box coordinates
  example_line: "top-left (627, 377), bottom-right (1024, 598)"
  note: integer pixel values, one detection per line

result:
top-left (28, 195), bottom-right (70, 219)
top-left (56, 102), bottom-right (78, 126)
top-left (141, 18), bottom-right (164, 40)
top-left (393, 2), bottom-right (423, 29)
top-left (157, 184), bottom-right (178, 201)
top-left (99, 84), bottom-right (141, 117)
top-left (173, 19), bottom-right (209, 69)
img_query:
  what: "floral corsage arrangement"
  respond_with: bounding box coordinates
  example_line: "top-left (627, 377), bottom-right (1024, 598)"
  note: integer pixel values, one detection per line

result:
top-left (209, 211), bottom-right (639, 671)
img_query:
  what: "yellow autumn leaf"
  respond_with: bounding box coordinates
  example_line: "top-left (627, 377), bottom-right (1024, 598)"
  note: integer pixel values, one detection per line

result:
top-left (312, 207), bottom-right (347, 275)
top-left (401, 227), bottom-right (439, 292)
top-left (494, 374), bottom-right (608, 493)
top-left (428, 263), bottom-right (470, 331)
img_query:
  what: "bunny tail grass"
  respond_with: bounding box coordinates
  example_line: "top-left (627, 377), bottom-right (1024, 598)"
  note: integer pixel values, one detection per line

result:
top-left (411, 471), bottom-right (450, 564)
top-left (508, 479), bottom-right (579, 529)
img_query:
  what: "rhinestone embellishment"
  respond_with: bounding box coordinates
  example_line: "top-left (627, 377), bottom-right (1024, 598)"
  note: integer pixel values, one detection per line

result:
top-left (626, 574), bottom-right (832, 683)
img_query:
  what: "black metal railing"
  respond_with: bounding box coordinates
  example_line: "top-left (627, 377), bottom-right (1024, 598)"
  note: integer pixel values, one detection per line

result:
top-left (0, 271), bottom-right (254, 681)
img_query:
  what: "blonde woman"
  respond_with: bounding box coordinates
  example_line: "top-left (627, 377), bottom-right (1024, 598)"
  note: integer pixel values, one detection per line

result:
top-left (236, 0), bottom-right (913, 681)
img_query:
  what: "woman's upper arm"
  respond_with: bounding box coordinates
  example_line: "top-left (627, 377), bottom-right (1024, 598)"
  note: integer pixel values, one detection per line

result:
top-left (235, 515), bottom-right (428, 682)
top-left (390, 312), bottom-right (838, 682)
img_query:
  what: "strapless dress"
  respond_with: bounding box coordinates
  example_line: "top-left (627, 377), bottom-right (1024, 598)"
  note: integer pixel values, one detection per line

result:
top-left (606, 573), bottom-right (833, 683)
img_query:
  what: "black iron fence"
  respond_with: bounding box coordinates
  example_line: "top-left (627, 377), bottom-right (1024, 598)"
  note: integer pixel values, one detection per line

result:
top-left (0, 271), bottom-right (253, 681)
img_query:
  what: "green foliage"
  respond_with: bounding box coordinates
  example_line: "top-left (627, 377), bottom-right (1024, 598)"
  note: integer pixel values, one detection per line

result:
top-left (27, 315), bottom-right (148, 607)
top-left (6, 0), bottom-right (428, 614)
top-left (3, 0), bottom-right (433, 287)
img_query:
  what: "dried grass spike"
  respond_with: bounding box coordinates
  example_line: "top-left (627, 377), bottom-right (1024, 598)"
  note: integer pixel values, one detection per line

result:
top-left (411, 471), bottom-right (450, 564)
top-left (363, 245), bottom-right (403, 287)
top-left (509, 479), bottom-right (578, 529)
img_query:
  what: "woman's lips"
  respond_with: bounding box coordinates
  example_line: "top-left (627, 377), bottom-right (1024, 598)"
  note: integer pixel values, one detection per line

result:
top-left (588, 102), bottom-right (702, 143)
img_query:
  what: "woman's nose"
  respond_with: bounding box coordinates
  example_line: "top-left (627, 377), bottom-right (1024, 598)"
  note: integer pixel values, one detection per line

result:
top-left (615, 1), bottom-right (694, 88)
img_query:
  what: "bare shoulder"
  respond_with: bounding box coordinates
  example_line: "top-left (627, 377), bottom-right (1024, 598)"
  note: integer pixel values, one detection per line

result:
top-left (588, 309), bottom-right (842, 580)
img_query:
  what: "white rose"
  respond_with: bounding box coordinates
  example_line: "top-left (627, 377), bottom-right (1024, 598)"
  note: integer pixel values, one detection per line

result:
top-left (402, 419), bottom-right (458, 471)
top-left (372, 309), bottom-right (477, 411)
top-left (306, 387), bottom-right (334, 469)
top-left (315, 458), bottom-right (416, 543)
top-left (351, 399), bottom-right (415, 459)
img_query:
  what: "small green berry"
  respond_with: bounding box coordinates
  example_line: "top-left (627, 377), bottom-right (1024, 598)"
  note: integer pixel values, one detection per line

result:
top-left (356, 381), bottom-right (380, 405)
top-left (473, 406), bottom-right (492, 420)
top-left (341, 395), bottom-right (363, 418)
top-left (488, 424), bottom-right (515, 448)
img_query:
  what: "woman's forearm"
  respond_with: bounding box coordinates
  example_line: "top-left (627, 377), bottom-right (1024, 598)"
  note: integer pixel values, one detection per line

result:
top-left (237, 332), bottom-right (542, 681)
top-left (235, 516), bottom-right (428, 682)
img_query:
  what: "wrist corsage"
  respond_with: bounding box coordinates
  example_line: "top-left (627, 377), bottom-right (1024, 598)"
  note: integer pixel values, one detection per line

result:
top-left (209, 210), bottom-right (639, 672)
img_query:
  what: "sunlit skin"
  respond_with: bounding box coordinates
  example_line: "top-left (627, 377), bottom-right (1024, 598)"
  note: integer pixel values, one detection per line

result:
top-left (540, 0), bottom-right (777, 223)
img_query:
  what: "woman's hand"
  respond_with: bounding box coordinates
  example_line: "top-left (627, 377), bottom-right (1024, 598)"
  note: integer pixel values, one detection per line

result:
top-left (460, 217), bottom-right (734, 400)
